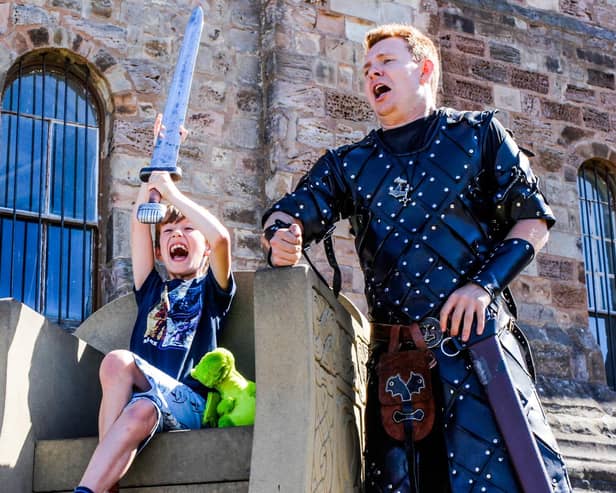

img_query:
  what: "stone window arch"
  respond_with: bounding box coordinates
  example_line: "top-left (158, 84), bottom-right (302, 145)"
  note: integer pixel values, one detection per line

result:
top-left (0, 51), bottom-right (102, 329)
top-left (578, 157), bottom-right (616, 389)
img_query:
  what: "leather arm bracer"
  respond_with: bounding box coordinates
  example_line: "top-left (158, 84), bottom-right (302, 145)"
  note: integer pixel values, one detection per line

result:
top-left (471, 238), bottom-right (535, 300)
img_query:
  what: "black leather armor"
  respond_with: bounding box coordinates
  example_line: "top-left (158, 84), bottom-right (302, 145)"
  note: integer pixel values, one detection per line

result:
top-left (266, 108), bottom-right (555, 324)
top-left (264, 108), bottom-right (569, 492)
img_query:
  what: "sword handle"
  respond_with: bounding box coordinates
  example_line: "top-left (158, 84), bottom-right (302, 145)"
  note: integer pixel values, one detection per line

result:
top-left (136, 166), bottom-right (182, 224)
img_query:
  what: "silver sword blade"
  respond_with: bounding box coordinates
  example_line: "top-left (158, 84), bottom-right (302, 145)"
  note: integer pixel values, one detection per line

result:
top-left (150, 6), bottom-right (204, 170)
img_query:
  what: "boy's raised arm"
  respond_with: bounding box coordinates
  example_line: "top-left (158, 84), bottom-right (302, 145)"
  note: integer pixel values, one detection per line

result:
top-left (131, 183), bottom-right (156, 290)
top-left (148, 172), bottom-right (232, 290)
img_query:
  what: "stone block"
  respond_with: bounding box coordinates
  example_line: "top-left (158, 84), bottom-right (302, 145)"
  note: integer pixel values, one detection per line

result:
top-left (440, 50), bottom-right (471, 76)
top-left (456, 35), bottom-right (484, 55)
top-left (526, 0), bottom-right (560, 10)
top-left (576, 48), bottom-right (615, 69)
top-left (345, 19), bottom-right (372, 44)
top-left (493, 84), bottom-right (521, 112)
top-left (510, 68), bottom-right (549, 94)
top-left (471, 59), bottom-right (508, 83)
top-left (0, 3), bottom-right (10, 35)
top-left (588, 69), bottom-right (615, 89)
top-left (537, 255), bottom-right (577, 281)
top-left (442, 77), bottom-right (493, 104)
top-left (551, 281), bottom-right (589, 310)
top-left (316, 10), bottom-right (345, 36)
top-left (583, 107), bottom-right (611, 132)
top-left (325, 90), bottom-right (373, 121)
top-left (28, 27), bottom-right (49, 46)
top-left (443, 12), bottom-right (475, 34)
top-left (330, 0), bottom-right (379, 22)
top-left (565, 84), bottom-right (596, 104)
top-left (489, 42), bottom-right (520, 64)
top-left (542, 100), bottom-right (582, 123)
top-left (297, 117), bottom-right (335, 149)
top-left (12, 4), bottom-right (52, 25)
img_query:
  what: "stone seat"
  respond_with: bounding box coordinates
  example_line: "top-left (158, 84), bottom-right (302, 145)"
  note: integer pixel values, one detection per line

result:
top-left (0, 266), bottom-right (369, 492)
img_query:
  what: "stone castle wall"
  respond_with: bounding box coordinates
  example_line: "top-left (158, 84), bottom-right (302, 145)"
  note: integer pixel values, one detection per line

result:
top-left (0, 0), bottom-right (615, 385)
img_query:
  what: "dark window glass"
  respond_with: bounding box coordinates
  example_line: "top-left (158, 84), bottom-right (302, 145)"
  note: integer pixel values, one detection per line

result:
top-left (0, 55), bottom-right (99, 329)
top-left (578, 160), bottom-right (616, 389)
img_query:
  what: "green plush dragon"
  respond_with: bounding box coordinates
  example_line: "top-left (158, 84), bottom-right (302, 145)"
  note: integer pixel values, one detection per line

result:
top-left (191, 347), bottom-right (256, 428)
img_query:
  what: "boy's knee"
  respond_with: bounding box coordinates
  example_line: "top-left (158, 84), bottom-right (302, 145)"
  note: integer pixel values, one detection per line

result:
top-left (99, 350), bottom-right (135, 384)
top-left (124, 399), bottom-right (159, 435)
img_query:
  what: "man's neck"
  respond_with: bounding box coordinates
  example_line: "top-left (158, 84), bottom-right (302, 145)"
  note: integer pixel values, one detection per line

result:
top-left (380, 105), bottom-right (437, 131)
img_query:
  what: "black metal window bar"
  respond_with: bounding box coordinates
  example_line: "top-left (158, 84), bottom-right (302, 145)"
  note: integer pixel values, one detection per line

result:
top-left (0, 53), bottom-right (99, 330)
top-left (578, 159), bottom-right (616, 389)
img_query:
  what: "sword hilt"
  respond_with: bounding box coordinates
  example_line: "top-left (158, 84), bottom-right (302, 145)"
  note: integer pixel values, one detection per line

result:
top-left (136, 166), bottom-right (183, 224)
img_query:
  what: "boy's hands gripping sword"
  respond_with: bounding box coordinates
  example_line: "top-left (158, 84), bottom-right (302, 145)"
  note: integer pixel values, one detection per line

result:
top-left (137, 6), bottom-right (204, 223)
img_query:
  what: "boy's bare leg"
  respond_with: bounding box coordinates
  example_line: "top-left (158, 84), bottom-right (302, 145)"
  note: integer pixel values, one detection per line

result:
top-left (97, 350), bottom-right (151, 440)
top-left (79, 399), bottom-right (158, 492)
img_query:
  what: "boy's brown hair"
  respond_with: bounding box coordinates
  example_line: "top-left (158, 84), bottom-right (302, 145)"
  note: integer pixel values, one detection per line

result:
top-left (154, 205), bottom-right (185, 249)
top-left (364, 23), bottom-right (440, 100)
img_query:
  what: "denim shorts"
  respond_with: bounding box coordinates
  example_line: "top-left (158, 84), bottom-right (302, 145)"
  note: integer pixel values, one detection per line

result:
top-left (128, 354), bottom-right (205, 451)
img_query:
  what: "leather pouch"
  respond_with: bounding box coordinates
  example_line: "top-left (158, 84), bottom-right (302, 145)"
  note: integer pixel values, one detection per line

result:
top-left (376, 324), bottom-right (435, 442)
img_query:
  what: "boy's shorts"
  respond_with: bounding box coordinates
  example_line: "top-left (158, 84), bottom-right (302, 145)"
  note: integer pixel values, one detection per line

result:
top-left (128, 354), bottom-right (205, 451)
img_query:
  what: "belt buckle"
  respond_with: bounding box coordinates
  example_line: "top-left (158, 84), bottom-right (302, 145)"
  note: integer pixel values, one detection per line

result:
top-left (418, 317), bottom-right (443, 349)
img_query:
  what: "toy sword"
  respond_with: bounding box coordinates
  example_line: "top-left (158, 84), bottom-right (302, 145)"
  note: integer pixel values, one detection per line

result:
top-left (137, 6), bottom-right (204, 224)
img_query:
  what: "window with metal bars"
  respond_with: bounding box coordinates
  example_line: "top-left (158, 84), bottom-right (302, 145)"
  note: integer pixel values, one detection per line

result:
top-left (0, 52), bottom-right (100, 330)
top-left (578, 159), bottom-right (616, 389)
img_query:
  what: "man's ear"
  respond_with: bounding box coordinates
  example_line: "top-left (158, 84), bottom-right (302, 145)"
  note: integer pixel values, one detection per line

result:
top-left (420, 59), bottom-right (434, 84)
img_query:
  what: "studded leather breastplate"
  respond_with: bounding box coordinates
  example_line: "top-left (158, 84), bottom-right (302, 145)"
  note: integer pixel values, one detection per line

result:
top-left (338, 110), bottom-right (499, 324)
top-left (266, 108), bottom-right (554, 324)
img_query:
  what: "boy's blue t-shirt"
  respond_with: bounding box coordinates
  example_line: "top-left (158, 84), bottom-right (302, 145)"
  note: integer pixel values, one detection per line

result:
top-left (130, 269), bottom-right (236, 396)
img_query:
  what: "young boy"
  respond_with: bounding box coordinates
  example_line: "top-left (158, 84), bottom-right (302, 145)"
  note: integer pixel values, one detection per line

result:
top-left (74, 165), bottom-right (235, 493)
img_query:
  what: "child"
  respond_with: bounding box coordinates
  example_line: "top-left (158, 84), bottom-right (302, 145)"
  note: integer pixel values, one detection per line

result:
top-left (74, 151), bottom-right (234, 492)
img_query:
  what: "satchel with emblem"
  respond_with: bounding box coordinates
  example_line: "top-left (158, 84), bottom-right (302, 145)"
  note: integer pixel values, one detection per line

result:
top-left (376, 324), bottom-right (435, 442)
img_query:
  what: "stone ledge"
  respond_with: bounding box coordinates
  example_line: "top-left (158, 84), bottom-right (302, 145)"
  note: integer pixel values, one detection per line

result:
top-left (34, 426), bottom-right (253, 492)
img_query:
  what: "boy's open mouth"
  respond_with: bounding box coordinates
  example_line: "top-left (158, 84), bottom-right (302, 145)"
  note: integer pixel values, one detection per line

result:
top-left (373, 83), bottom-right (391, 100)
top-left (169, 243), bottom-right (189, 261)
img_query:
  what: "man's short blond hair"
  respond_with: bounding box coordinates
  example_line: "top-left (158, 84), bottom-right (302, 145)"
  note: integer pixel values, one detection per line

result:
top-left (364, 24), bottom-right (440, 100)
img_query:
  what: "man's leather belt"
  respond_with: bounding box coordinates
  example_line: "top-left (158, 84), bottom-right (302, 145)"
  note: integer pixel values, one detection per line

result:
top-left (372, 318), bottom-right (444, 349)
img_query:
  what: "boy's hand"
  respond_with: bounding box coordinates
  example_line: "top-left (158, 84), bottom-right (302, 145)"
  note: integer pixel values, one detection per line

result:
top-left (148, 171), bottom-right (179, 202)
top-left (153, 113), bottom-right (189, 144)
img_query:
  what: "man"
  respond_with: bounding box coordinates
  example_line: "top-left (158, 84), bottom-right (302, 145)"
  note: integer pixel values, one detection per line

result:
top-left (261, 24), bottom-right (571, 493)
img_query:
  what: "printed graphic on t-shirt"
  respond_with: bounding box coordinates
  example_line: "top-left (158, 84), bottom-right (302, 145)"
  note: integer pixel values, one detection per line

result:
top-left (143, 280), bottom-right (203, 350)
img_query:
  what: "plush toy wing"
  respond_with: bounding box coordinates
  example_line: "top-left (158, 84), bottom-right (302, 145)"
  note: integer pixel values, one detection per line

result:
top-left (203, 391), bottom-right (221, 428)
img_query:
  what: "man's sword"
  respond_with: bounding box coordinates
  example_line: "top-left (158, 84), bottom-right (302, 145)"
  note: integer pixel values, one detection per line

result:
top-left (137, 6), bottom-right (204, 224)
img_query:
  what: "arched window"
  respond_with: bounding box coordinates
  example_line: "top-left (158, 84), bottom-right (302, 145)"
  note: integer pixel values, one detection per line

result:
top-left (0, 52), bottom-right (100, 329)
top-left (578, 159), bottom-right (616, 389)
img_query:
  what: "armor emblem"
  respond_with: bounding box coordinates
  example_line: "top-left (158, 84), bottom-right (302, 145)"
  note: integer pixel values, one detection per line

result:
top-left (385, 372), bottom-right (426, 423)
top-left (388, 177), bottom-right (412, 206)
top-left (419, 317), bottom-right (444, 348)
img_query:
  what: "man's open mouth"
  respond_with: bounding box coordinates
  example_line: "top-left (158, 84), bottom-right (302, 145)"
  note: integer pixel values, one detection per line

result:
top-left (169, 243), bottom-right (189, 261)
top-left (373, 83), bottom-right (391, 100)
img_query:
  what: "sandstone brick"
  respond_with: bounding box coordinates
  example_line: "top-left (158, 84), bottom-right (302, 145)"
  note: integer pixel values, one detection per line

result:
top-left (493, 84), bottom-right (521, 112)
top-left (545, 231), bottom-right (583, 259)
top-left (565, 84), bottom-right (596, 104)
top-left (442, 77), bottom-right (492, 104)
top-left (28, 27), bottom-right (49, 47)
top-left (583, 107), bottom-right (611, 132)
top-left (187, 111), bottom-right (224, 138)
top-left (440, 50), bottom-right (470, 76)
top-left (587, 68), bottom-right (615, 89)
top-left (229, 118), bottom-right (260, 150)
top-left (296, 31), bottom-right (321, 57)
top-left (558, 125), bottom-right (594, 145)
top-left (527, 0), bottom-right (560, 9)
top-left (576, 47), bottom-right (615, 69)
top-left (315, 59), bottom-right (337, 87)
top-left (542, 100), bottom-right (582, 123)
top-left (511, 68), bottom-right (549, 94)
top-left (552, 282), bottom-right (588, 309)
top-left (326, 90), bottom-right (373, 122)
top-left (443, 12), bottom-right (474, 34)
top-left (316, 11), bottom-right (345, 37)
top-left (330, 0), bottom-right (379, 22)
top-left (338, 63), bottom-right (354, 92)
top-left (236, 89), bottom-right (260, 114)
top-left (455, 35), bottom-right (484, 55)
top-left (297, 118), bottom-right (335, 149)
top-left (94, 49), bottom-right (116, 72)
top-left (113, 92), bottom-right (137, 115)
top-left (52, 0), bottom-right (81, 11)
top-left (537, 255), bottom-right (576, 281)
top-left (12, 4), bottom-right (52, 25)
top-left (560, 0), bottom-right (594, 19)
top-left (600, 91), bottom-right (616, 111)
top-left (377, 3), bottom-right (414, 25)
top-left (535, 147), bottom-right (565, 173)
top-left (545, 56), bottom-right (562, 74)
top-left (276, 52), bottom-right (314, 83)
top-left (0, 3), bottom-right (10, 35)
top-left (470, 59), bottom-right (508, 83)
top-left (90, 0), bottom-right (112, 18)
top-left (345, 19), bottom-right (372, 45)
top-left (489, 42), bottom-right (520, 64)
